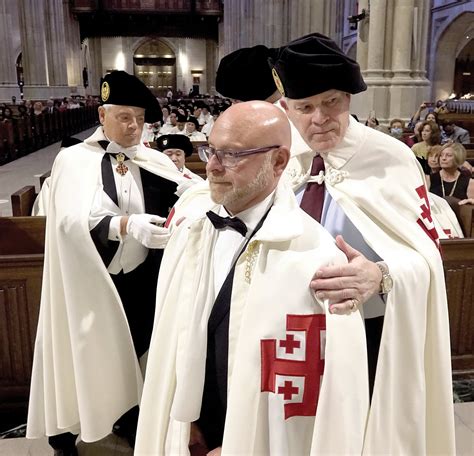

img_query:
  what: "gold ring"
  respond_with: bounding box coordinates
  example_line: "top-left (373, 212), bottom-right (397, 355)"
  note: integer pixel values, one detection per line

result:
top-left (350, 298), bottom-right (358, 311)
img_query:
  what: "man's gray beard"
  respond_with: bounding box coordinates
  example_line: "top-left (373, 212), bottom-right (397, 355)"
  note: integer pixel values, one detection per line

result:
top-left (210, 155), bottom-right (272, 209)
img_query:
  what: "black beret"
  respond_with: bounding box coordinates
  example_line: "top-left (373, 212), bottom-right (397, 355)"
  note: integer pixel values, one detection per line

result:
top-left (176, 113), bottom-right (187, 123)
top-left (270, 33), bottom-right (367, 99)
top-left (216, 45), bottom-right (279, 101)
top-left (60, 137), bottom-right (82, 148)
top-left (100, 70), bottom-right (162, 123)
top-left (156, 134), bottom-right (194, 157)
top-left (186, 116), bottom-right (200, 130)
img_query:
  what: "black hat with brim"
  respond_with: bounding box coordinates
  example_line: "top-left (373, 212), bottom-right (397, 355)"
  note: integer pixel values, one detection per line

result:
top-left (186, 116), bottom-right (200, 130)
top-left (100, 70), bottom-right (162, 123)
top-left (270, 33), bottom-right (367, 99)
top-left (216, 45), bottom-right (279, 101)
top-left (156, 134), bottom-right (194, 157)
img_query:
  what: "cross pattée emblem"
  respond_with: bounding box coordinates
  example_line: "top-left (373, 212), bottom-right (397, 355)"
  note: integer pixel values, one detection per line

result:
top-left (261, 314), bottom-right (326, 419)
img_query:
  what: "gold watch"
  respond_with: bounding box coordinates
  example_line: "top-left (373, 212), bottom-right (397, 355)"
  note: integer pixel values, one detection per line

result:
top-left (376, 261), bottom-right (393, 294)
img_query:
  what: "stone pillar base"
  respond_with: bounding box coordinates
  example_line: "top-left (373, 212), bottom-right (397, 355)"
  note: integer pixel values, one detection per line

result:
top-left (388, 78), bottom-right (431, 121)
top-left (351, 78), bottom-right (391, 124)
top-left (23, 85), bottom-right (77, 100)
top-left (0, 85), bottom-right (22, 103)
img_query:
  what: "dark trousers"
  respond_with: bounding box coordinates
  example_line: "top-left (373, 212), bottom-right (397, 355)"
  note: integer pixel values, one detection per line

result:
top-left (48, 432), bottom-right (77, 451)
top-left (365, 316), bottom-right (384, 400)
top-left (111, 252), bottom-right (162, 358)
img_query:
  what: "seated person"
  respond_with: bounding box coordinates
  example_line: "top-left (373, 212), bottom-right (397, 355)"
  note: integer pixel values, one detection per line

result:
top-left (427, 142), bottom-right (474, 200)
top-left (155, 134), bottom-right (202, 181)
top-left (441, 120), bottom-right (470, 145)
top-left (426, 145), bottom-right (442, 174)
top-left (184, 116), bottom-right (207, 142)
top-left (168, 112), bottom-right (187, 134)
top-left (411, 120), bottom-right (441, 159)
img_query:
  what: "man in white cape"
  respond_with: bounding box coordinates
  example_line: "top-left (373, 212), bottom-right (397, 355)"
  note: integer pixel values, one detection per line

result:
top-left (27, 71), bottom-right (193, 454)
top-left (136, 101), bottom-right (370, 455)
top-left (271, 33), bottom-right (455, 454)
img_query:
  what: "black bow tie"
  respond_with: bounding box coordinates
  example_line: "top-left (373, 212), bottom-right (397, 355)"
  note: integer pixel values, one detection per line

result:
top-left (206, 211), bottom-right (248, 237)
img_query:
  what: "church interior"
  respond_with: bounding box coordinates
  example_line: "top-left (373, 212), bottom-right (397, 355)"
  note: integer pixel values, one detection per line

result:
top-left (0, 0), bottom-right (473, 454)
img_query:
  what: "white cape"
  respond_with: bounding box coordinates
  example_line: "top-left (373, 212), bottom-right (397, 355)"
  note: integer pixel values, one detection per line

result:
top-left (27, 127), bottom-right (192, 442)
top-left (284, 117), bottom-right (455, 455)
top-left (136, 182), bottom-right (370, 455)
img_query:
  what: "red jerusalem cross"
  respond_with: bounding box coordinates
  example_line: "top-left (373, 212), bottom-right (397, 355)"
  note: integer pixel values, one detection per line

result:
top-left (415, 185), bottom-right (439, 247)
top-left (261, 314), bottom-right (325, 419)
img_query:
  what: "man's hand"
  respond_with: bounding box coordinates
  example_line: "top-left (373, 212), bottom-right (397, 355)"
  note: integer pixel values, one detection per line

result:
top-left (310, 235), bottom-right (382, 314)
top-left (207, 447), bottom-right (222, 456)
top-left (126, 214), bottom-right (170, 249)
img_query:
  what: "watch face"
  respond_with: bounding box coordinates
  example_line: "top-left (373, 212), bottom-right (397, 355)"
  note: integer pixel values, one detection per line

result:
top-left (382, 274), bottom-right (393, 293)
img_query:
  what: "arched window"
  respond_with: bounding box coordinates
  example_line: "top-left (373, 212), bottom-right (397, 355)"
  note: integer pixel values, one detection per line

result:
top-left (134, 40), bottom-right (176, 97)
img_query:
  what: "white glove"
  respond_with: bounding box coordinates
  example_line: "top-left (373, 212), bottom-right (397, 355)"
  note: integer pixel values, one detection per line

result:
top-left (126, 214), bottom-right (170, 249)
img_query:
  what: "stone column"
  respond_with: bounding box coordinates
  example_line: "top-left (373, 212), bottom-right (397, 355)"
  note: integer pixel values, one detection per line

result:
top-left (18, 0), bottom-right (48, 90)
top-left (0, 0), bottom-right (19, 101)
top-left (388, 0), bottom-right (430, 119)
top-left (44, 0), bottom-right (68, 87)
top-left (391, 0), bottom-right (414, 79)
top-left (206, 39), bottom-right (217, 94)
top-left (63, 0), bottom-right (82, 90)
top-left (365, 0), bottom-right (387, 79)
top-left (84, 37), bottom-right (103, 95)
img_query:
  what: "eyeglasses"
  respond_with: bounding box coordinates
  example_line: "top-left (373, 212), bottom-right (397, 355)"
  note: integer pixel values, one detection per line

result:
top-left (198, 145), bottom-right (280, 168)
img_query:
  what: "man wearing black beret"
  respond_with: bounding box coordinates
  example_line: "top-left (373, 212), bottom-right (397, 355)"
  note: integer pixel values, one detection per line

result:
top-left (27, 71), bottom-right (192, 455)
top-left (156, 134), bottom-right (202, 181)
top-left (216, 44), bottom-right (312, 161)
top-left (273, 33), bottom-right (454, 455)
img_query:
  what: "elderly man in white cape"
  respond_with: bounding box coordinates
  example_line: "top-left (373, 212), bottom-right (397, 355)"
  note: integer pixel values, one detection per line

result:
top-left (269, 33), bottom-right (454, 454)
top-left (27, 71), bottom-right (194, 453)
top-left (135, 101), bottom-right (371, 455)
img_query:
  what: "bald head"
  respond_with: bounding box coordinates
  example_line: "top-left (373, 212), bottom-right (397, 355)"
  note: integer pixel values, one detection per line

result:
top-left (210, 101), bottom-right (291, 152)
top-left (206, 101), bottom-right (291, 214)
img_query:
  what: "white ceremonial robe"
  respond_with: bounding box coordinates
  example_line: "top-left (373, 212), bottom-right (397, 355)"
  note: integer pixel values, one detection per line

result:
top-left (136, 182), bottom-right (370, 455)
top-left (167, 116), bottom-right (456, 455)
top-left (27, 127), bottom-right (192, 443)
top-left (284, 116), bottom-right (455, 455)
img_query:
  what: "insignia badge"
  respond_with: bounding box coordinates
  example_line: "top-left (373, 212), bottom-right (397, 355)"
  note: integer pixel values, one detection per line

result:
top-left (115, 152), bottom-right (129, 176)
top-left (101, 81), bottom-right (110, 102)
top-left (272, 68), bottom-right (285, 96)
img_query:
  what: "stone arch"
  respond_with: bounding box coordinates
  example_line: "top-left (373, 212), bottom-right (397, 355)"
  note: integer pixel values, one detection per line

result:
top-left (431, 10), bottom-right (474, 100)
top-left (132, 38), bottom-right (178, 97)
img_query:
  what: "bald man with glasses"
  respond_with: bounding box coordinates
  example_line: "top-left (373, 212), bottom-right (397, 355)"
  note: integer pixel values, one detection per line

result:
top-left (135, 101), bottom-right (370, 455)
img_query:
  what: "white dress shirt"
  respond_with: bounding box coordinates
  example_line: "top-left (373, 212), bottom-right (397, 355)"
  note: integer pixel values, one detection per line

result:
top-left (213, 191), bottom-right (275, 295)
top-left (295, 186), bottom-right (385, 318)
top-left (89, 141), bottom-right (148, 274)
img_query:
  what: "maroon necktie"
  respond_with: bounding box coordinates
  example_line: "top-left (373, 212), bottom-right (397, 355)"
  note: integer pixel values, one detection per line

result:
top-left (300, 155), bottom-right (325, 223)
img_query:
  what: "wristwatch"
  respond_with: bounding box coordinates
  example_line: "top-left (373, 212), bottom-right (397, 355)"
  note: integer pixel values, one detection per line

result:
top-left (376, 261), bottom-right (393, 294)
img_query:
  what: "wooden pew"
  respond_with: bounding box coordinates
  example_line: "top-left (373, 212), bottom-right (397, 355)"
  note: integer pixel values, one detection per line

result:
top-left (0, 217), bottom-right (472, 432)
top-left (0, 216), bottom-right (45, 432)
top-left (441, 238), bottom-right (474, 379)
top-left (11, 186), bottom-right (36, 217)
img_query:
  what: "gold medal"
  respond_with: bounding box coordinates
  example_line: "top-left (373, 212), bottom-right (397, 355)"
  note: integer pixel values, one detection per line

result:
top-left (101, 81), bottom-right (110, 102)
top-left (115, 152), bottom-right (129, 176)
top-left (272, 68), bottom-right (285, 96)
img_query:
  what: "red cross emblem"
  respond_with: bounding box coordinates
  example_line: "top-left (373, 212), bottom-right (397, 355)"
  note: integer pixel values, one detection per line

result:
top-left (261, 314), bottom-right (326, 419)
top-left (415, 185), bottom-right (439, 248)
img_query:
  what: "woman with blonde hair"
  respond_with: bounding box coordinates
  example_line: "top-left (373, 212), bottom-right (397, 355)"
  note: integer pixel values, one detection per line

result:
top-left (427, 142), bottom-right (474, 200)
